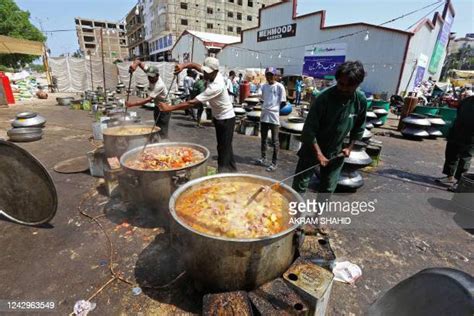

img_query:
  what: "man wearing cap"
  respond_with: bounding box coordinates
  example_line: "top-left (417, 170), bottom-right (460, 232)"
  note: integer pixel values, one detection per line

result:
top-left (126, 60), bottom-right (172, 139)
top-left (158, 57), bottom-right (237, 173)
top-left (254, 67), bottom-right (286, 172)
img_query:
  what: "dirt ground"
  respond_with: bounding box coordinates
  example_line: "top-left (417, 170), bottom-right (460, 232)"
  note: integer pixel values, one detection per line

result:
top-left (0, 94), bottom-right (472, 315)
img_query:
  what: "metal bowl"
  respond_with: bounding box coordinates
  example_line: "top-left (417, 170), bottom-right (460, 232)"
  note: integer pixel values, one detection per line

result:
top-left (7, 127), bottom-right (43, 142)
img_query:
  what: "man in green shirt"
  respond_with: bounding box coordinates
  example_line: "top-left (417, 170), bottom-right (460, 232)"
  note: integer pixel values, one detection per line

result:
top-left (436, 95), bottom-right (474, 190)
top-left (292, 61), bottom-right (367, 193)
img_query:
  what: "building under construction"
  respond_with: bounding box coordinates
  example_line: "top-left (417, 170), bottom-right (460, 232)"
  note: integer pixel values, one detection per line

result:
top-left (75, 17), bottom-right (128, 62)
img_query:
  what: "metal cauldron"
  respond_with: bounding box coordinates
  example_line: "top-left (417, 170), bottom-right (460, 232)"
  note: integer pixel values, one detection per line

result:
top-left (281, 117), bottom-right (305, 133)
top-left (119, 143), bottom-right (210, 226)
top-left (344, 141), bottom-right (373, 166)
top-left (7, 127), bottom-right (43, 142)
top-left (11, 112), bottom-right (46, 128)
top-left (247, 111), bottom-right (261, 121)
top-left (102, 124), bottom-right (160, 158)
top-left (169, 173), bottom-right (304, 292)
top-left (56, 96), bottom-right (74, 106)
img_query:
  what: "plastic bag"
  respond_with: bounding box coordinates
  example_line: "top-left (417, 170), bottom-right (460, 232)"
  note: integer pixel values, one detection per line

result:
top-left (332, 261), bottom-right (362, 284)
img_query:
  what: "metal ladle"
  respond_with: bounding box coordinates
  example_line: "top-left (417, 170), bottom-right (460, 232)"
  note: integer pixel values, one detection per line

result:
top-left (245, 153), bottom-right (345, 206)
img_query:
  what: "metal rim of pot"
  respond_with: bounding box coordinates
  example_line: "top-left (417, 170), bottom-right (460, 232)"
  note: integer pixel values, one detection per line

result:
top-left (169, 173), bottom-right (304, 243)
top-left (16, 112), bottom-right (37, 119)
top-left (119, 142), bottom-right (210, 173)
top-left (102, 124), bottom-right (159, 137)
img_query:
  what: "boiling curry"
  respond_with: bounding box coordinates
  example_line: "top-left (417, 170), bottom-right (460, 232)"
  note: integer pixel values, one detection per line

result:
top-left (125, 146), bottom-right (205, 171)
top-left (175, 179), bottom-right (292, 239)
top-left (103, 126), bottom-right (159, 136)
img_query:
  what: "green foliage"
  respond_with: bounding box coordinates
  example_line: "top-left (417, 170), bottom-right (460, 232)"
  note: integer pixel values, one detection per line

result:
top-left (29, 63), bottom-right (45, 73)
top-left (0, 0), bottom-right (46, 68)
top-left (0, 65), bottom-right (14, 72)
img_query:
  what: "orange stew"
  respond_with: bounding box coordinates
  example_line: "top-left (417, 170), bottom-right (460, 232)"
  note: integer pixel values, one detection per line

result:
top-left (175, 179), bottom-right (292, 239)
top-left (125, 146), bottom-right (205, 171)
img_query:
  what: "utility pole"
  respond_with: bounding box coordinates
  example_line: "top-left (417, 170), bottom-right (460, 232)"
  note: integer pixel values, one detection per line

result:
top-left (100, 28), bottom-right (107, 98)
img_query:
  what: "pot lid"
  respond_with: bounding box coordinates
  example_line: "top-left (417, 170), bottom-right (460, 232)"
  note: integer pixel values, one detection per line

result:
top-left (245, 98), bottom-right (260, 103)
top-left (373, 109), bottom-right (388, 115)
top-left (234, 108), bottom-right (246, 114)
top-left (16, 111), bottom-right (37, 119)
top-left (402, 115), bottom-right (431, 127)
top-left (53, 156), bottom-right (89, 174)
top-left (0, 140), bottom-right (57, 225)
top-left (287, 116), bottom-right (305, 123)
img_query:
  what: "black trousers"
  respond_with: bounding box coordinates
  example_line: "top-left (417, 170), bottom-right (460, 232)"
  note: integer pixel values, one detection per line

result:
top-left (442, 140), bottom-right (473, 180)
top-left (260, 122), bottom-right (279, 164)
top-left (153, 108), bottom-right (171, 140)
top-left (196, 104), bottom-right (204, 124)
top-left (213, 117), bottom-right (237, 173)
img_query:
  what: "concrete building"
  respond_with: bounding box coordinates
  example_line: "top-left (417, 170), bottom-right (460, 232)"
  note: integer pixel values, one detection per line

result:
top-left (142, 0), bottom-right (281, 61)
top-left (75, 17), bottom-right (128, 62)
top-left (126, 4), bottom-right (149, 60)
top-left (171, 30), bottom-right (240, 63)
top-left (217, 0), bottom-right (455, 95)
top-left (448, 34), bottom-right (474, 55)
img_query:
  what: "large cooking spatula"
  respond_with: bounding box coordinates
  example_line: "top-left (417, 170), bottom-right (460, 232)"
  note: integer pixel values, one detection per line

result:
top-left (245, 153), bottom-right (345, 206)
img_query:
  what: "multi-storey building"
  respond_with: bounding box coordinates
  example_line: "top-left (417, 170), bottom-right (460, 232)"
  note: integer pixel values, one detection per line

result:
top-left (141, 0), bottom-right (281, 61)
top-left (126, 5), bottom-right (149, 60)
top-left (75, 17), bottom-right (128, 62)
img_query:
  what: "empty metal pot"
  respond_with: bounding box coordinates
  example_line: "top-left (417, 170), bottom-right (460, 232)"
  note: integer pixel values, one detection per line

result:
top-left (7, 128), bottom-right (43, 142)
top-left (56, 96), bottom-right (74, 106)
top-left (11, 112), bottom-right (46, 128)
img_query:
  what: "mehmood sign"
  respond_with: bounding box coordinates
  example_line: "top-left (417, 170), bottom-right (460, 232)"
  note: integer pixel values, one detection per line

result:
top-left (257, 23), bottom-right (297, 42)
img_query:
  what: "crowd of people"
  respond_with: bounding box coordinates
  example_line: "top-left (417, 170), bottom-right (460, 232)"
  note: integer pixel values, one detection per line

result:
top-left (125, 56), bottom-right (473, 194)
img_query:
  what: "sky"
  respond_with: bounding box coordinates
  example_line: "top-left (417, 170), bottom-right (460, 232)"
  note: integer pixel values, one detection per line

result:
top-left (15, 0), bottom-right (474, 57)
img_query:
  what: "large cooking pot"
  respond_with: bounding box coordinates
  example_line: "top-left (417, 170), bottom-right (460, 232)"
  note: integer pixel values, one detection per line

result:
top-left (344, 141), bottom-right (372, 166)
top-left (281, 116), bottom-right (305, 133)
top-left (56, 96), bottom-right (74, 106)
top-left (169, 173), bottom-right (305, 292)
top-left (11, 112), bottom-right (46, 128)
top-left (119, 143), bottom-right (210, 226)
top-left (102, 124), bottom-right (160, 158)
top-left (246, 111), bottom-right (261, 121)
top-left (7, 127), bottom-right (43, 142)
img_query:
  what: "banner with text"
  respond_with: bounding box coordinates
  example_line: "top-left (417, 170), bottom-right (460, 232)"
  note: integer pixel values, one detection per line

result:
top-left (302, 43), bottom-right (347, 79)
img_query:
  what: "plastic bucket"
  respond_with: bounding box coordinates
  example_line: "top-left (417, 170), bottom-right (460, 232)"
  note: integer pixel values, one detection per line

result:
top-left (414, 106), bottom-right (439, 116)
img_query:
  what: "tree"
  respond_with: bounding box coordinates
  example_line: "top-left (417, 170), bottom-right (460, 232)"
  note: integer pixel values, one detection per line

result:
top-left (72, 49), bottom-right (83, 58)
top-left (0, 0), bottom-right (46, 68)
